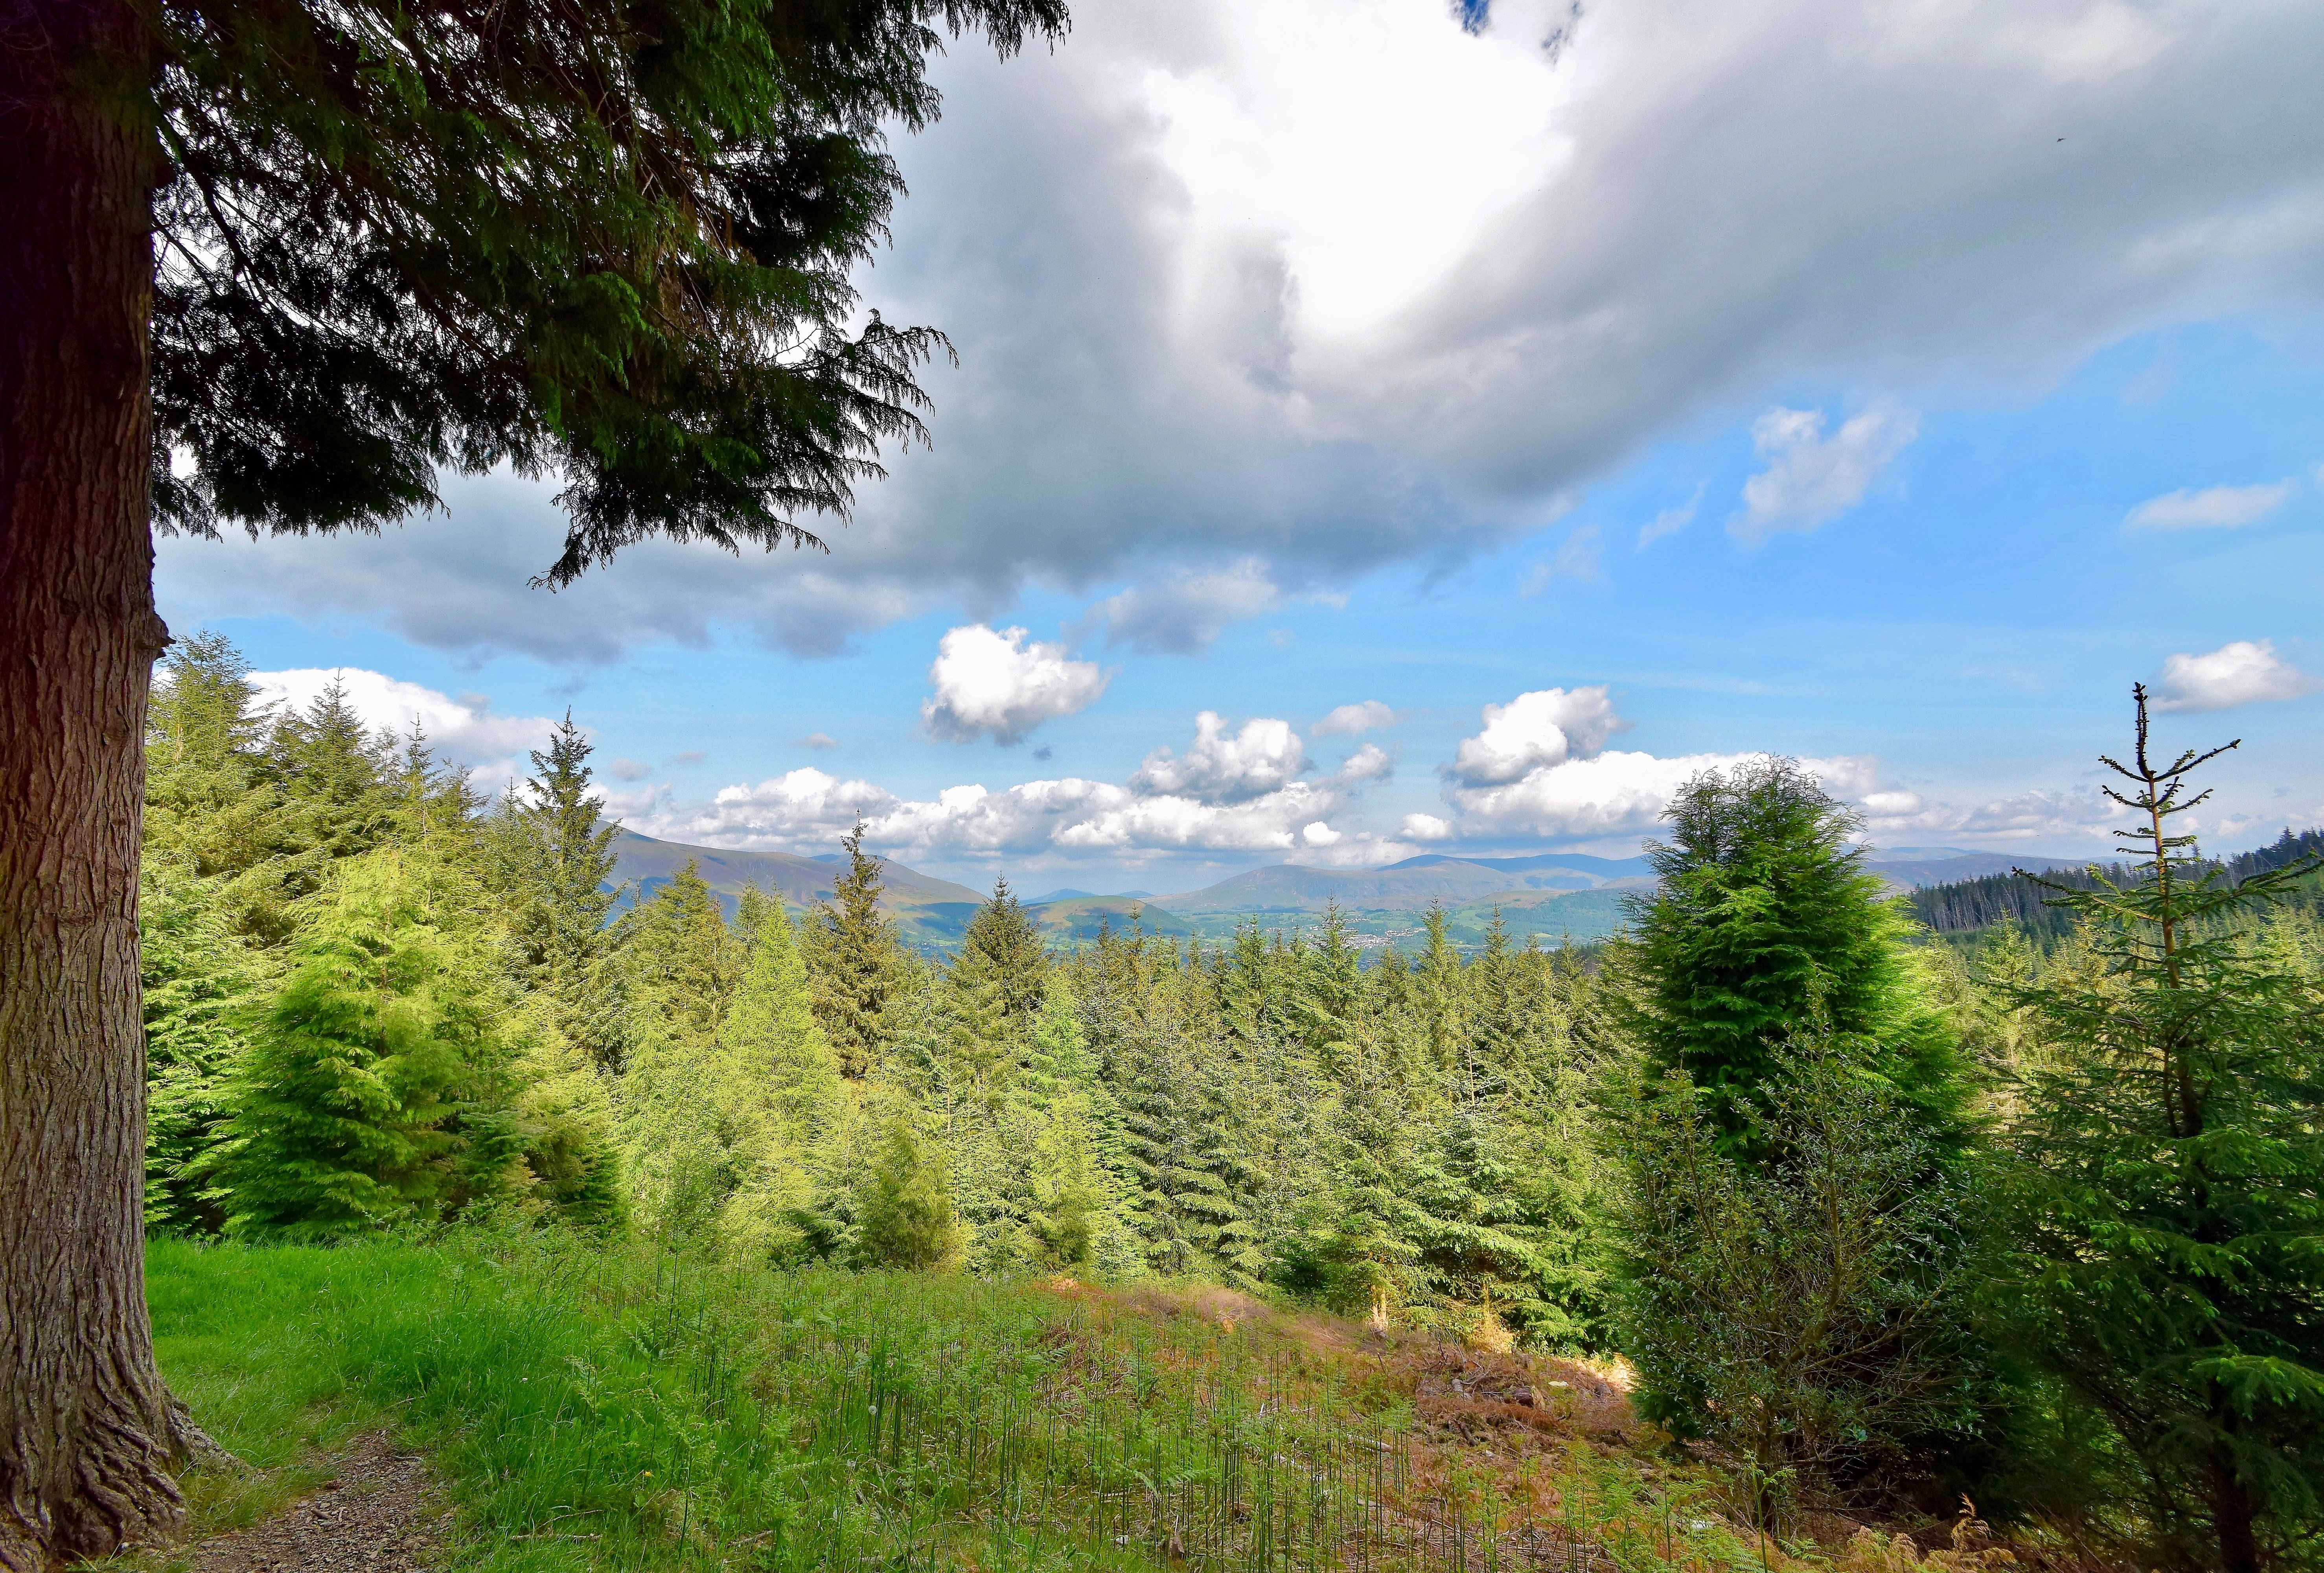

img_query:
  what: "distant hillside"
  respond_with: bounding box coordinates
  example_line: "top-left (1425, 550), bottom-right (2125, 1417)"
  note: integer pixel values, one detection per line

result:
top-left (1027, 896), bottom-right (1197, 943)
top-left (1907, 827), bottom-right (2324, 943)
top-left (1154, 857), bottom-right (1652, 916)
top-left (1863, 848), bottom-right (2085, 890)
top-left (610, 829), bottom-right (2182, 959)
top-left (607, 830), bottom-right (989, 949)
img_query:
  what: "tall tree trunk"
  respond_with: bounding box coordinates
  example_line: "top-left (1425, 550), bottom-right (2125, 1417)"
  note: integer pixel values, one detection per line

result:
top-left (0, 2), bottom-right (190, 1566)
top-left (2208, 1449), bottom-right (2260, 1573)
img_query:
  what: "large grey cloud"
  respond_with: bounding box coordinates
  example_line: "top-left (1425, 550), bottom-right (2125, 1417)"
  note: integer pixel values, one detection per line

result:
top-left (156, 0), bottom-right (2324, 661)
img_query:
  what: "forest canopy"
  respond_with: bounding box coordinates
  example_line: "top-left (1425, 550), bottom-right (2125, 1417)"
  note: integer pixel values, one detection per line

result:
top-left (138, 639), bottom-right (2324, 1571)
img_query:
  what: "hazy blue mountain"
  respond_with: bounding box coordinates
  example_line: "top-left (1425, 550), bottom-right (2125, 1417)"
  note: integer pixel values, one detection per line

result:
top-left (1386, 851), bottom-right (1656, 879)
top-left (1863, 849), bottom-right (2085, 888)
top-left (610, 828), bottom-right (2099, 957)
top-left (608, 830), bottom-right (990, 948)
top-left (1154, 859), bottom-right (1652, 915)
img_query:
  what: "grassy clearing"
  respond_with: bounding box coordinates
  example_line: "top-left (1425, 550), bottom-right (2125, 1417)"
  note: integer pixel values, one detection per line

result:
top-left (143, 1232), bottom-right (1821, 1573)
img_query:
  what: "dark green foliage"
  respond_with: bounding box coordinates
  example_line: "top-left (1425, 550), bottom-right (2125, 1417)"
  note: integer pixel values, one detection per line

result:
top-left (1994, 691), bottom-right (2324, 1573)
top-left (1616, 1046), bottom-right (1984, 1512)
top-left (952, 876), bottom-right (1049, 1026)
top-left (149, 0), bottom-right (1067, 578)
top-left (1610, 757), bottom-right (1991, 1504)
top-left (210, 851), bottom-right (519, 1238)
top-left (262, 678), bottom-right (405, 864)
top-left (1624, 756), bottom-right (1967, 1152)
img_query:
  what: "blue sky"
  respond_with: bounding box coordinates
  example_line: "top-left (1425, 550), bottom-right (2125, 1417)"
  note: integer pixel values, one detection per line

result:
top-left (155, 0), bottom-right (2324, 892)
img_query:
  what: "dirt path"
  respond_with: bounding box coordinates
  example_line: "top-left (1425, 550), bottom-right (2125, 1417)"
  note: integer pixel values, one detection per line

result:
top-left (191, 1435), bottom-right (446, 1573)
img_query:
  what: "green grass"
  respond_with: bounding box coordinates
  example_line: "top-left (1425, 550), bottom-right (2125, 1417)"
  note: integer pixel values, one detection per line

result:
top-left (144, 1231), bottom-right (1781, 1573)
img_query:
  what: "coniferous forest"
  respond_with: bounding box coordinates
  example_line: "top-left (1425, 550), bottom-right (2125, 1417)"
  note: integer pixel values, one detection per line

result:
top-left (136, 632), bottom-right (2324, 1571)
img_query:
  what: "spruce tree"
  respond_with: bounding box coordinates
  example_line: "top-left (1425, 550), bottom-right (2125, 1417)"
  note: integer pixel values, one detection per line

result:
top-left (209, 851), bottom-right (517, 1238)
top-left (623, 899), bottom-right (842, 1260)
top-left (500, 714), bottom-right (622, 1063)
top-left (805, 823), bottom-right (904, 1079)
top-left (1998, 689), bottom-right (2324, 1573)
top-left (618, 860), bottom-right (743, 1049)
top-left (857, 1120), bottom-right (962, 1271)
top-left (138, 865), bottom-right (258, 1236)
top-left (266, 677), bottom-right (401, 865)
top-left (1613, 756), bottom-right (1987, 1497)
top-left (1624, 756), bottom-right (1966, 1152)
top-left (722, 906), bottom-right (845, 1190)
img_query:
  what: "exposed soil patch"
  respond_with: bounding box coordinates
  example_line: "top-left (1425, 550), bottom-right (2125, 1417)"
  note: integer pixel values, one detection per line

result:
top-left (190, 1435), bottom-right (445, 1573)
top-left (1408, 1344), bottom-right (1637, 1447)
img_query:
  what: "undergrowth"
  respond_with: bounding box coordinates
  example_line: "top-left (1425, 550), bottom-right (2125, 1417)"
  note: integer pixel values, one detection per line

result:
top-left (142, 1230), bottom-right (1868, 1573)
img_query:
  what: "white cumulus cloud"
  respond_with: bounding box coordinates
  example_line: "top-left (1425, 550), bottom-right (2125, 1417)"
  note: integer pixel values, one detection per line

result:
top-left (1329, 742), bottom-right (1397, 787)
top-left (246, 667), bottom-right (563, 786)
top-left (2124, 481), bottom-right (2293, 530)
top-left (2151, 639), bottom-right (2322, 712)
top-left (639, 707), bottom-right (1407, 864)
top-left (1129, 712), bottom-right (1309, 803)
top-left (1448, 686), bottom-right (1626, 787)
top-left (1732, 405), bottom-right (1919, 542)
top-left (1445, 748), bottom-right (1896, 840)
top-left (651, 768), bottom-right (1351, 860)
top-left (1313, 699), bottom-right (1402, 736)
top-left (920, 624), bottom-right (1110, 745)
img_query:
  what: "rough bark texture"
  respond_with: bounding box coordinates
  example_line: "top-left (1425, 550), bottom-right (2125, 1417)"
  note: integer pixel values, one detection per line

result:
top-left (0, 1), bottom-right (186, 1565)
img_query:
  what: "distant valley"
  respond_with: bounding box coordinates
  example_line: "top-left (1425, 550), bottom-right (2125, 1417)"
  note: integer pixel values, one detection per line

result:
top-left (609, 831), bottom-right (2087, 952)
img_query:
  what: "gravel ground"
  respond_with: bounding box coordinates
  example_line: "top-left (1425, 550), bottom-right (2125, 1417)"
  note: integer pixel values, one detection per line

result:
top-left (191, 1435), bottom-right (445, 1573)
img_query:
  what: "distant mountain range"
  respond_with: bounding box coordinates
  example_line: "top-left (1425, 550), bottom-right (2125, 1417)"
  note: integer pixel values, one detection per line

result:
top-left (610, 831), bottom-right (2094, 953)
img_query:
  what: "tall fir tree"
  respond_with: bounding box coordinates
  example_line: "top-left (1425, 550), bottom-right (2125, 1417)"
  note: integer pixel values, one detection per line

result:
top-left (1612, 757), bottom-right (1989, 1496)
top-left (718, 904), bottom-right (847, 1261)
top-left (495, 713), bottom-right (623, 1065)
top-left (1622, 756), bottom-right (1967, 1153)
top-left (208, 851), bottom-right (522, 1238)
top-left (1998, 689), bottom-right (2324, 1573)
top-left (804, 823), bottom-right (904, 1079)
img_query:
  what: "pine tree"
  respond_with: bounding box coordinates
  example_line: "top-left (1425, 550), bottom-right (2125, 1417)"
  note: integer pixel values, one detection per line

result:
top-left (497, 713), bottom-right (623, 1065)
top-left (209, 851), bottom-right (519, 1238)
top-left (266, 677), bottom-right (401, 866)
top-left (1623, 756), bottom-right (1967, 1153)
top-left (857, 1120), bottom-right (962, 1271)
top-left (804, 823), bottom-right (904, 1079)
top-left (1998, 689), bottom-right (2324, 1573)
